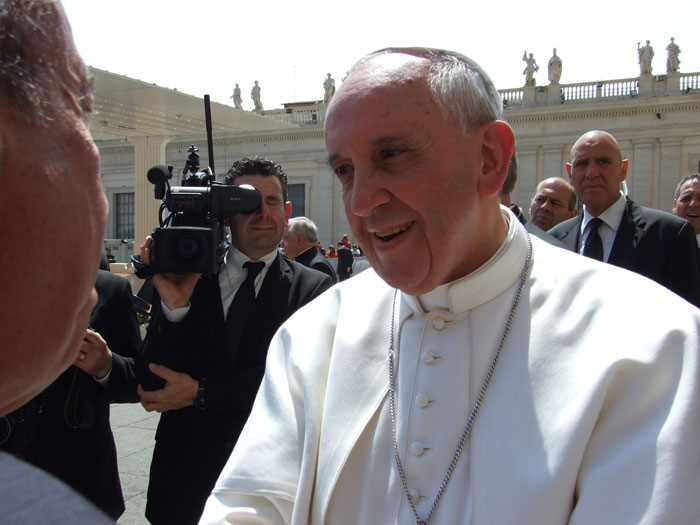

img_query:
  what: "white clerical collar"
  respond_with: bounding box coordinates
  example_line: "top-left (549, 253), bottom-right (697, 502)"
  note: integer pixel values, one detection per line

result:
top-left (411, 206), bottom-right (528, 314)
top-left (582, 192), bottom-right (626, 233)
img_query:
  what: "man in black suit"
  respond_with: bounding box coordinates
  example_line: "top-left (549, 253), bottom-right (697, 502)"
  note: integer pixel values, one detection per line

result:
top-left (136, 157), bottom-right (334, 524)
top-left (336, 241), bottom-right (354, 282)
top-left (549, 130), bottom-right (700, 307)
top-left (282, 216), bottom-right (337, 282)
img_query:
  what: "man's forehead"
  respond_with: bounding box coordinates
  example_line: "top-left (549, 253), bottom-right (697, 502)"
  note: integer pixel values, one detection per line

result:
top-left (331, 53), bottom-right (431, 109)
top-left (350, 53), bottom-right (430, 85)
top-left (681, 179), bottom-right (700, 193)
top-left (235, 174), bottom-right (282, 193)
top-left (572, 132), bottom-right (620, 158)
top-left (538, 184), bottom-right (562, 196)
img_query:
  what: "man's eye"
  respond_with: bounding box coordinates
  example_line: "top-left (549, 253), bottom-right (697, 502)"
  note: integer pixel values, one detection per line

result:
top-left (334, 164), bottom-right (353, 178)
top-left (379, 148), bottom-right (403, 160)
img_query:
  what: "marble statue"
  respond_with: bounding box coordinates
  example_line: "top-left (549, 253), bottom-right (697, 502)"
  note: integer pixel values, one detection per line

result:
top-left (522, 51), bottom-right (539, 86)
top-left (548, 48), bottom-right (562, 85)
top-left (323, 73), bottom-right (336, 104)
top-left (637, 40), bottom-right (654, 75)
top-left (666, 37), bottom-right (681, 73)
top-left (251, 81), bottom-right (262, 111)
top-left (231, 83), bottom-right (243, 110)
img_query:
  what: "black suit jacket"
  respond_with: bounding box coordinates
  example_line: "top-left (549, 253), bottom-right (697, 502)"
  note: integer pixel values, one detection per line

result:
top-left (336, 246), bottom-right (354, 282)
top-left (294, 245), bottom-right (337, 282)
top-left (549, 197), bottom-right (700, 307)
top-left (22, 271), bottom-right (141, 519)
top-left (140, 253), bottom-right (333, 524)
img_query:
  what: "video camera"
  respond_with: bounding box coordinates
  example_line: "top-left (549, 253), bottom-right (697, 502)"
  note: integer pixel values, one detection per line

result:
top-left (145, 143), bottom-right (261, 276)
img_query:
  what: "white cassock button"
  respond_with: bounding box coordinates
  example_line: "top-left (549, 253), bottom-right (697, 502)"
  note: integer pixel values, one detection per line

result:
top-left (421, 352), bottom-right (439, 364)
top-left (410, 442), bottom-right (426, 456)
top-left (408, 489), bottom-right (420, 502)
top-left (415, 394), bottom-right (430, 408)
top-left (432, 318), bottom-right (446, 330)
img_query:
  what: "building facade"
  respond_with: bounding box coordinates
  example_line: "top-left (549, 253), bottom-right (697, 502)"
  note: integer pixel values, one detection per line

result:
top-left (96, 70), bottom-right (700, 255)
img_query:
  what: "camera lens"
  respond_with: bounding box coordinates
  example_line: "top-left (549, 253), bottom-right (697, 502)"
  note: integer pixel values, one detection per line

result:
top-left (174, 234), bottom-right (202, 261)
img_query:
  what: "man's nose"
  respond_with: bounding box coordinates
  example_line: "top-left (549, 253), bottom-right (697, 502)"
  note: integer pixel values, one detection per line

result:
top-left (584, 163), bottom-right (598, 178)
top-left (256, 200), bottom-right (271, 217)
top-left (349, 168), bottom-right (391, 217)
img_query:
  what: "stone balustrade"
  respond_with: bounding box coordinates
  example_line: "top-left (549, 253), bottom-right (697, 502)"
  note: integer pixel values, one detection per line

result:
top-left (502, 72), bottom-right (698, 108)
top-left (261, 105), bottom-right (327, 125)
top-left (258, 72), bottom-right (699, 124)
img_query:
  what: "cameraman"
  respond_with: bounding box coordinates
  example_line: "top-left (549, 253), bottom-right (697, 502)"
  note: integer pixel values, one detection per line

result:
top-left (136, 156), bottom-right (333, 524)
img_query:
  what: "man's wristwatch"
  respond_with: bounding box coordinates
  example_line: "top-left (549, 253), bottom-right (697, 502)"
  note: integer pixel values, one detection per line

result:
top-left (194, 378), bottom-right (206, 411)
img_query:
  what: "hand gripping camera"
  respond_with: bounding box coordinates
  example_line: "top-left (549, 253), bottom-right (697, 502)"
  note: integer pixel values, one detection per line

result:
top-left (145, 144), bottom-right (261, 276)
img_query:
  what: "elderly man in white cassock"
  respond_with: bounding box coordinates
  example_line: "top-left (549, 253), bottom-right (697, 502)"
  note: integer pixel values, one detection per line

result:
top-left (200, 48), bottom-right (700, 524)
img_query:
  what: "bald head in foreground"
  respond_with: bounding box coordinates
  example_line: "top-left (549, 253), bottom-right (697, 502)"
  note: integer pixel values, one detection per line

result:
top-left (0, 0), bottom-right (110, 521)
top-left (202, 50), bottom-right (700, 524)
top-left (549, 130), bottom-right (700, 307)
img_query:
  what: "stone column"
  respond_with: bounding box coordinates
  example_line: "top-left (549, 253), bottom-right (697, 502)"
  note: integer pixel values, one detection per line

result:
top-left (543, 145), bottom-right (565, 181)
top-left (129, 136), bottom-right (172, 253)
top-left (629, 140), bottom-right (653, 206)
top-left (658, 137), bottom-right (682, 210)
top-left (514, 149), bottom-right (538, 207)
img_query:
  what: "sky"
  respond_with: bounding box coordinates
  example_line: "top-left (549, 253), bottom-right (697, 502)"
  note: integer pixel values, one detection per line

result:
top-left (62, 0), bottom-right (699, 111)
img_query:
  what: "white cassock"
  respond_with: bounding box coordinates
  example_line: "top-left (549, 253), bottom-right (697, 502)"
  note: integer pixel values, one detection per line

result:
top-left (200, 209), bottom-right (700, 524)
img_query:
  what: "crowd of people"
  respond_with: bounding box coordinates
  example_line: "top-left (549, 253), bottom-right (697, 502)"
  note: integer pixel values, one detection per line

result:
top-left (1, 2), bottom-right (699, 524)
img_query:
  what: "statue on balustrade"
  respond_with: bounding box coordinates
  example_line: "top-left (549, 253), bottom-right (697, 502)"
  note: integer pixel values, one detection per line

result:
top-left (548, 48), bottom-right (562, 84)
top-left (637, 40), bottom-right (654, 75)
top-left (666, 37), bottom-right (681, 73)
top-left (251, 80), bottom-right (263, 111)
top-left (323, 73), bottom-right (336, 104)
top-left (522, 51), bottom-right (539, 86)
top-left (231, 83), bottom-right (243, 110)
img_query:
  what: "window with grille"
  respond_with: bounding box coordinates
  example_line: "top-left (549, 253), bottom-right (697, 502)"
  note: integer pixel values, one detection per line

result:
top-left (288, 183), bottom-right (306, 218)
top-left (115, 192), bottom-right (135, 239)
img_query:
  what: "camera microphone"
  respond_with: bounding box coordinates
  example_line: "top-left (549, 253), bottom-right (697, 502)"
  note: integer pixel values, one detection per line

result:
top-left (147, 165), bottom-right (173, 200)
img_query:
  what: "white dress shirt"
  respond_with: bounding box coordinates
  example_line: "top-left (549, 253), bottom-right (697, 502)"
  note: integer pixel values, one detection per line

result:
top-left (578, 192), bottom-right (626, 262)
top-left (162, 245), bottom-right (278, 323)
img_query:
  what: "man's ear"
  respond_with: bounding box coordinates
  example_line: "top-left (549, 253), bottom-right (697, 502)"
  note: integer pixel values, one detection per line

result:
top-left (620, 159), bottom-right (629, 180)
top-left (285, 201), bottom-right (292, 221)
top-left (479, 120), bottom-right (515, 197)
top-left (566, 163), bottom-right (573, 180)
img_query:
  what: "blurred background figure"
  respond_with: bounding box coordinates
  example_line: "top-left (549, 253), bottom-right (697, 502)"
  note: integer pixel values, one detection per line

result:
top-left (282, 217), bottom-right (337, 282)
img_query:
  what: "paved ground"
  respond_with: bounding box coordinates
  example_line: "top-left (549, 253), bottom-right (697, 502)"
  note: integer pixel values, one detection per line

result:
top-left (111, 402), bottom-right (159, 524)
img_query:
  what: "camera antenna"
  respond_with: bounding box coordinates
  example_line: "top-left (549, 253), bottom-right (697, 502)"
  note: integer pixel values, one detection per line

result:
top-left (204, 94), bottom-right (215, 175)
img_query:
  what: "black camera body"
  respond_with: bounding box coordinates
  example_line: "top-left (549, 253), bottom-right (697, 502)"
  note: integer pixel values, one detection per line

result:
top-left (146, 146), bottom-right (260, 275)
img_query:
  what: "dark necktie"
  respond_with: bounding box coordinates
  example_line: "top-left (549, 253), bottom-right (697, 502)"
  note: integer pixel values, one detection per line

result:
top-left (583, 218), bottom-right (604, 261)
top-left (225, 261), bottom-right (265, 346)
